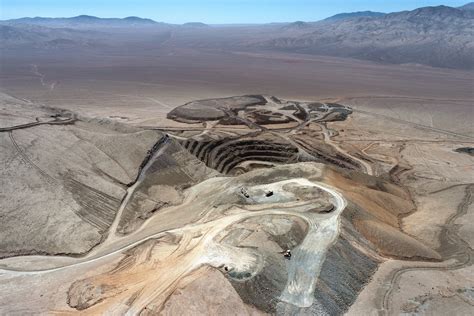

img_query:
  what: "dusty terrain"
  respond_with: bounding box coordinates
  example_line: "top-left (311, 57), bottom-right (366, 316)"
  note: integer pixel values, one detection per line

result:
top-left (0, 87), bottom-right (472, 315)
top-left (0, 4), bottom-right (473, 313)
top-left (1, 48), bottom-right (472, 135)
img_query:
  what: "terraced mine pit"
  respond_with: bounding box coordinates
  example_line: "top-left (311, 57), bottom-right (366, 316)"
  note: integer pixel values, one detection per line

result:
top-left (166, 95), bottom-right (367, 175)
top-left (0, 94), bottom-right (472, 315)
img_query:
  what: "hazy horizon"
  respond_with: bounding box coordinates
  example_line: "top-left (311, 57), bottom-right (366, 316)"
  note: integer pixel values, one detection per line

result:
top-left (1, 0), bottom-right (469, 24)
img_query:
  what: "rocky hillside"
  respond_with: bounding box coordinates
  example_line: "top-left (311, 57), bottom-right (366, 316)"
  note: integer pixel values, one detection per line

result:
top-left (258, 5), bottom-right (474, 69)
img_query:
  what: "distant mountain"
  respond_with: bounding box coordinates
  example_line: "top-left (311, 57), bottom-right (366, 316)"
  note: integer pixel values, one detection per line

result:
top-left (2, 15), bottom-right (162, 28)
top-left (0, 25), bottom-right (42, 43)
top-left (458, 2), bottom-right (474, 10)
top-left (324, 11), bottom-right (386, 21)
top-left (123, 16), bottom-right (157, 23)
top-left (254, 5), bottom-right (474, 69)
top-left (387, 4), bottom-right (470, 19)
top-left (0, 24), bottom-right (103, 48)
top-left (1, 5), bottom-right (473, 69)
top-left (182, 22), bottom-right (208, 27)
top-left (282, 21), bottom-right (313, 30)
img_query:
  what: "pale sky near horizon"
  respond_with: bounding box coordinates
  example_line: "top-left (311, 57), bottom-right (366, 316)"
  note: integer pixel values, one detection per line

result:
top-left (0, 0), bottom-right (469, 23)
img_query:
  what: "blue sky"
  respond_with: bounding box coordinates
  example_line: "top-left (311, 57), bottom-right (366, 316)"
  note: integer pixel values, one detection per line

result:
top-left (0, 0), bottom-right (469, 23)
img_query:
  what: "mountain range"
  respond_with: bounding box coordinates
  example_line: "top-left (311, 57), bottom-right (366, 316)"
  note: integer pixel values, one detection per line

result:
top-left (2, 15), bottom-right (161, 28)
top-left (324, 11), bottom-right (386, 21)
top-left (259, 5), bottom-right (474, 69)
top-left (1, 3), bottom-right (473, 69)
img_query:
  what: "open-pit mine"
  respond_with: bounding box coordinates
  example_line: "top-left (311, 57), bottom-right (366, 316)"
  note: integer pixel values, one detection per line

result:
top-left (0, 93), bottom-right (472, 315)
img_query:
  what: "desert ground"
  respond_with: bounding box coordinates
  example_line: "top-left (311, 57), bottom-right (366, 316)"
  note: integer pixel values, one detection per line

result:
top-left (0, 25), bottom-right (473, 315)
top-left (1, 48), bottom-right (472, 131)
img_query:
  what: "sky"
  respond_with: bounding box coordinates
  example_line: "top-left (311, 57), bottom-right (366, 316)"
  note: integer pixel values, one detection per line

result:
top-left (0, 0), bottom-right (469, 23)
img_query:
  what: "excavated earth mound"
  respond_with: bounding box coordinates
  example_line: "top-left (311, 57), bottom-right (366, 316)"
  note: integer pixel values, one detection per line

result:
top-left (222, 163), bottom-right (440, 314)
top-left (0, 96), bottom-right (215, 257)
top-left (167, 95), bottom-right (267, 123)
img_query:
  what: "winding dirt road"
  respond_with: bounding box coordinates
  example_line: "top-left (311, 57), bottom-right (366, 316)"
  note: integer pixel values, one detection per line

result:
top-left (0, 175), bottom-right (347, 314)
top-left (378, 184), bottom-right (473, 315)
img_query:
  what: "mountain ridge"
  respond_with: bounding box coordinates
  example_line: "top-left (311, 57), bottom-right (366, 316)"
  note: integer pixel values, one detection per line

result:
top-left (1, 4), bottom-right (473, 69)
top-left (324, 11), bottom-right (386, 21)
top-left (3, 3), bottom-right (474, 26)
top-left (257, 5), bottom-right (474, 69)
top-left (2, 15), bottom-right (162, 28)
top-left (458, 2), bottom-right (474, 10)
